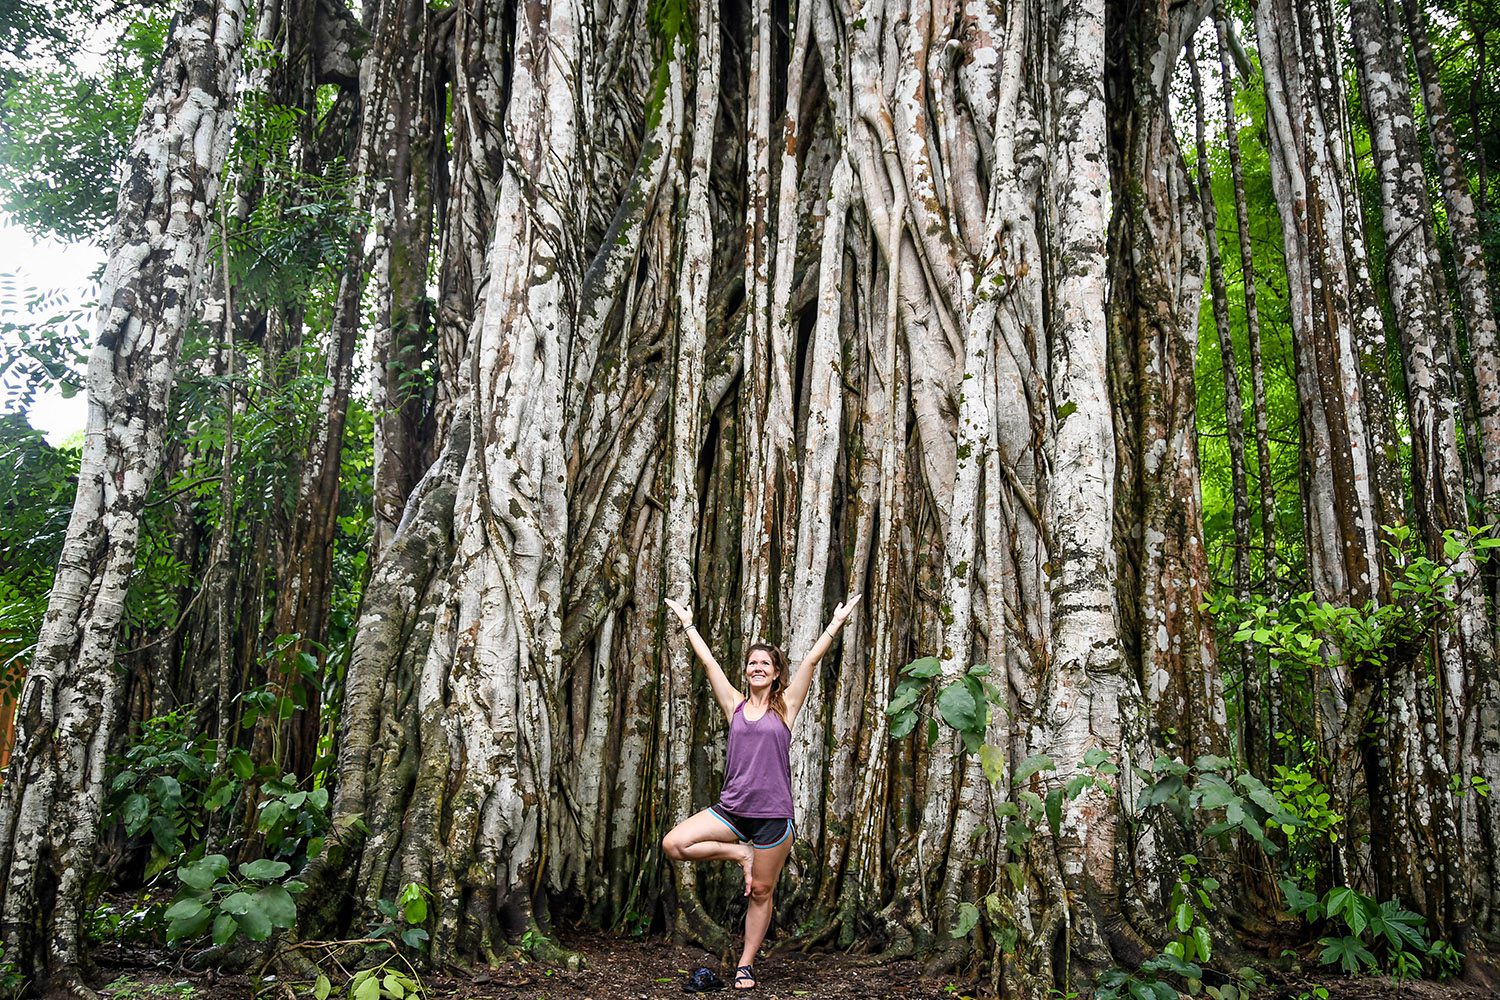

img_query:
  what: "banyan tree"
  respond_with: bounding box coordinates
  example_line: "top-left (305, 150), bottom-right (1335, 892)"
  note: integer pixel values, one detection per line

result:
top-left (1, 0), bottom-right (1498, 995)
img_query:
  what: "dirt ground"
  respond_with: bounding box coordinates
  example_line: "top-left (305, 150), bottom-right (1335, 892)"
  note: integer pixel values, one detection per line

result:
top-left (93, 933), bottom-right (1500, 1000)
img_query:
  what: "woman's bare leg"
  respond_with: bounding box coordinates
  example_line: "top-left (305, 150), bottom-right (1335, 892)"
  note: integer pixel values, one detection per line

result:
top-left (736, 830), bottom-right (793, 987)
top-left (661, 808), bottom-right (755, 893)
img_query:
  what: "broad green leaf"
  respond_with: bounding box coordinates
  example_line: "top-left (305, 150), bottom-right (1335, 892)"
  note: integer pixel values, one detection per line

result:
top-left (402, 895), bottom-right (428, 925)
top-left (888, 712), bottom-right (919, 740)
top-left (164, 898), bottom-right (208, 922)
top-left (229, 749), bottom-right (255, 780)
top-left (212, 913), bottom-right (237, 946)
top-left (885, 688), bottom-right (920, 717)
top-left (950, 902), bottom-right (980, 938)
top-left (178, 854), bottom-right (230, 891)
top-left (1193, 925), bottom-right (1212, 963)
top-left (123, 793), bottom-right (150, 834)
top-left (314, 975), bottom-right (331, 1000)
top-left (936, 682), bottom-right (980, 733)
top-left (239, 858), bottom-right (292, 881)
top-left (979, 744), bottom-right (1005, 786)
top-left (150, 774), bottom-right (183, 810)
top-left (1064, 773), bottom-right (1094, 800)
top-left (231, 897), bottom-right (273, 941)
top-left (354, 973), bottom-right (381, 1000)
top-left (1081, 747), bottom-right (1110, 768)
top-left (1011, 754), bottom-right (1055, 785)
top-left (902, 656), bottom-right (942, 678)
top-left (256, 885), bottom-right (298, 929)
top-left (1045, 788), bottom-right (1063, 837)
top-left (165, 902), bottom-right (212, 942)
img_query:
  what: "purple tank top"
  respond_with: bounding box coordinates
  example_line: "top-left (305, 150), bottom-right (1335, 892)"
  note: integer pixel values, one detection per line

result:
top-left (718, 700), bottom-right (794, 818)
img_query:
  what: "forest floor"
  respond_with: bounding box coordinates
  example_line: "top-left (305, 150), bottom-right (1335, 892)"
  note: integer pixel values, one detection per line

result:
top-left (92, 932), bottom-right (1500, 1000)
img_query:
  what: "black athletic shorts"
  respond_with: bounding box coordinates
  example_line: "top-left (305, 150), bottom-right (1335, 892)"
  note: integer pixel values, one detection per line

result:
top-left (709, 803), bottom-right (794, 849)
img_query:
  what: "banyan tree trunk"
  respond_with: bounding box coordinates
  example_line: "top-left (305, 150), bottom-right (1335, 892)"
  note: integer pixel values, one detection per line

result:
top-left (0, 0), bottom-right (248, 988)
top-left (319, 0), bottom-right (1205, 987)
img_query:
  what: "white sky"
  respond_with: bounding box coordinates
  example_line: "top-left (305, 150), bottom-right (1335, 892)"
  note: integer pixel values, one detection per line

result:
top-left (0, 215), bottom-right (101, 444)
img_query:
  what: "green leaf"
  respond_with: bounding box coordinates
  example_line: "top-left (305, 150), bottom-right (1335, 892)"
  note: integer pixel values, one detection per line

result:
top-left (231, 897), bottom-right (273, 941)
top-left (259, 799), bottom-right (289, 834)
top-left (256, 885), bottom-right (298, 929)
top-left (149, 774), bottom-right (183, 810)
top-left (314, 975), bottom-right (331, 1000)
top-left (239, 858), bottom-right (292, 881)
top-left (950, 902), bottom-right (980, 938)
top-left (229, 749), bottom-right (255, 780)
top-left (220, 890), bottom-right (255, 916)
top-left (1045, 788), bottom-right (1063, 837)
top-left (354, 974), bottom-right (381, 1000)
top-left (122, 793), bottom-right (150, 834)
top-left (165, 899), bottom-right (212, 942)
top-left (888, 712), bottom-right (919, 740)
top-left (885, 688), bottom-right (921, 717)
top-left (178, 854), bottom-right (230, 891)
top-left (1193, 925), bottom-right (1213, 963)
top-left (927, 718), bottom-right (940, 746)
top-left (212, 913), bottom-right (238, 946)
top-left (1144, 775), bottom-right (1183, 807)
top-left (1324, 887), bottom-right (1355, 920)
top-left (902, 656), bottom-right (942, 678)
top-left (979, 744), bottom-right (1006, 786)
top-left (1012, 754), bottom-right (1055, 785)
top-left (164, 897), bottom-right (208, 923)
top-left (1319, 935), bottom-right (1376, 974)
top-left (402, 895), bottom-right (428, 925)
top-left (936, 682), bottom-right (980, 733)
top-left (1175, 902), bottom-right (1194, 933)
top-left (149, 814), bottom-right (181, 857)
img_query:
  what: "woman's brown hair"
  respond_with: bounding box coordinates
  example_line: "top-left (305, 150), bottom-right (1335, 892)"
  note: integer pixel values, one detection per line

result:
top-left (746, 643), bottom-right (789, 724)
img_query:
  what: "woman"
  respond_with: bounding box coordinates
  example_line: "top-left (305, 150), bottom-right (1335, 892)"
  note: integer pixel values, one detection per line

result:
top-left (660, 593), bottom-right (861, 991)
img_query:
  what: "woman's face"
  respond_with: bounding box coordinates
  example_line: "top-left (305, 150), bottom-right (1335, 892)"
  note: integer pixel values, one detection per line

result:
top-left (745, 649), bottom-right (779, 690)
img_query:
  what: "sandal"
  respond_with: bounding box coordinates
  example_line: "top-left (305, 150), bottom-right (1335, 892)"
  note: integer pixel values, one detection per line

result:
top-left (733, 964), bottom-right (757, 990)
top-left (682, 966), bottom-right (724, 993)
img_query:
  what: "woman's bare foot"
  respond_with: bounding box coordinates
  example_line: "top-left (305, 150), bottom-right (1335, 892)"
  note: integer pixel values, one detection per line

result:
top-left (738, 844), bottom-right (754, 895)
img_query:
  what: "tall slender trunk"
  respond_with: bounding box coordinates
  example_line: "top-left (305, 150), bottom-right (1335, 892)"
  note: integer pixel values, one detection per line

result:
top-left (0, 0), bottom-right (248, 987)
top-left (1350, 0), bottom-right (1487, 939)
top-left (368, 0), bottom-right (440, 555)
top-left (1213, 4), bottom-right (1283, 762)
top-left (1188, 41), bottom-right (1253, 762)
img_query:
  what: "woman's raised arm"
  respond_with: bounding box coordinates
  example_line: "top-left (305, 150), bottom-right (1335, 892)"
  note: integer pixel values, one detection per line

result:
top-left (664, 597), bottom-right (742, 719)
top-left (783, 594), bottom-right (861, 726)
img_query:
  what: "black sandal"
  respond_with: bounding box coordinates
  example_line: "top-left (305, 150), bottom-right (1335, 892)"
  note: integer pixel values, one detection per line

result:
top-left (733, 965), bottom-right (757, 990)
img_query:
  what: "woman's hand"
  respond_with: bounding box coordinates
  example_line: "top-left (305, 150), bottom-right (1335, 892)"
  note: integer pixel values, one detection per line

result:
top-left (830, 593), bottom-right (862, 631)
top-left (664, 597), bottom-right (694, 628)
